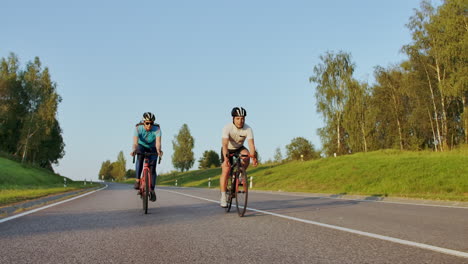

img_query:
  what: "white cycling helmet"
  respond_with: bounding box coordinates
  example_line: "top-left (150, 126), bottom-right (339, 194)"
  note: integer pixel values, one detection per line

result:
top-left (143, 112), bottom-right (155, 122)
top-left (231, 107), bottom-right (247, 117)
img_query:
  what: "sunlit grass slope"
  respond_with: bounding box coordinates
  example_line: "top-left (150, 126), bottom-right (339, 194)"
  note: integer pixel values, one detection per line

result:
top-left (156, 148), bottom-right (468, 201)
top-left (0, 157), bottom-right (100, 205)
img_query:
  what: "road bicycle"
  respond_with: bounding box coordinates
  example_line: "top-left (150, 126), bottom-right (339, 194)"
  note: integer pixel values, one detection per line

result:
top-left (225, 153), bottom-right (253, 217)
top-left (133, 152), bottom-right (160, 214)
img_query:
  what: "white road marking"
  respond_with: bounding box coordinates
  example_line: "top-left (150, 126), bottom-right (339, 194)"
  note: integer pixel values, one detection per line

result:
top-left (0, 185), bottom-right (108, 224)
top-left (162, 189), bottom-right (468, 259)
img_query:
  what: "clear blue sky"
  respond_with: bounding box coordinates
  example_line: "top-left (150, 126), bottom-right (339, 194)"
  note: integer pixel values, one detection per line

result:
top-left (2, 0), bottom-right (427, 181)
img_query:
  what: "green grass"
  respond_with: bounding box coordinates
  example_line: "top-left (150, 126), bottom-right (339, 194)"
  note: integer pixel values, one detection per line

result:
top-left (7, 146), bottom-right (463, 205)
top-left (0, 157), bottom-right (101, 206)
top-left (155, 147), bottom-right (468, 202)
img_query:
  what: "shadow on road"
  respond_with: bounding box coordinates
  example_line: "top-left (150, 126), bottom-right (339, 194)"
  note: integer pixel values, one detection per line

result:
top-left (0, 200), bottom-right (224, 239)
top-left (247, 195), bottom-right (364, 215)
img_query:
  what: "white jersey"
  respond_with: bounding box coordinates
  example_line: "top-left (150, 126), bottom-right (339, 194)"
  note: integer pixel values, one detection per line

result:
top-left (222, 123), bottom-right (254, 150)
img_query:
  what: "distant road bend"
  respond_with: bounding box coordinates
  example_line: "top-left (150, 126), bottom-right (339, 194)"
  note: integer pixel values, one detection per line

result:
top-left (0, 182), bottom-right (466, 264)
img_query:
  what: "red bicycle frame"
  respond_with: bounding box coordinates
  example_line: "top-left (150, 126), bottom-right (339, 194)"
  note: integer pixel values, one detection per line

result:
top-left (133, 152), bottom-right (160, 214)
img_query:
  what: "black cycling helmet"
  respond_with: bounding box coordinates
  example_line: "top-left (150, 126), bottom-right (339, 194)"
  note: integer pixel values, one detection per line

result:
top-left (143, 112), bottom-right (155, 122)
top-left (231, 107), bottom-right (247, 117)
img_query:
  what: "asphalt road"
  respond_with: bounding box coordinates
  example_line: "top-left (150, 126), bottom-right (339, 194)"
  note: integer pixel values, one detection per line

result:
top-left (0, 182), bottom-right (467, 264)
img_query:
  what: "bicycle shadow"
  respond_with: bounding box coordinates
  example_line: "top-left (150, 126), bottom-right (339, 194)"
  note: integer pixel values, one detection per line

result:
top-left (242, 195), bottom-right (367, 217)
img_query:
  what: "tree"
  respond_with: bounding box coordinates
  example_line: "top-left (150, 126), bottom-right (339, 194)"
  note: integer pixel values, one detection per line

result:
top-left (97, 151), bottom-right (128, 181)
top-left (373, 66), bottom-right (410, 150)
top-left (403, 0), bottom-right (468, 149)
top-left (15, 58), bottom-right (61, 163)
top-left (426, 0), bottom-right (467, 146)
top-left (304, 0), bottom-right (468, 154)
top-left (285, 137), bottom-right (319, 161)
top-left (342, 80), bottom-right (372, 153)
top-left (0, 53), bottom-right (64, 169)
top-left (98, 160), bottom-right (113, 180)
top-left (111, 151), bottom-right (126, 181)
top-left (273, 147), bottom-right (283, 163)
top-left (172, 124), bottom-right (195, 172)
top-left (110, 161), bottom-right (125, 181)
top-left (310, 51), bottom-right (355, 155)
top-left (33, 119), bottom-right (65, 169)
top-left (198, 150), bottom-right (220, 169)
top-left (125, 169), bottom-right (136, 179)
top-left (0, 54), bottom-right (27, 154)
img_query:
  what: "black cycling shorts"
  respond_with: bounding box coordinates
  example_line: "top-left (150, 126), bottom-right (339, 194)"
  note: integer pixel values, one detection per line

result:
top-left (220, 146), bottom-right (247, 164)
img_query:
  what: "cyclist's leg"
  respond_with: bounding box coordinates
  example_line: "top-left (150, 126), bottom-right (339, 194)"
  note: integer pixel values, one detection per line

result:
top-left (134, 145), bottom-right (145, 189)
top-left (220, 148), bottom-right (233, 207)
top-left (149, 163), bottom-right (157, 202)
top-left (136, 145), bottom-right (148, 179)
top-left (149, 147), bottom-right (158, 191)
top-left (150, 165), bottom-right (157, 190)
top-left (148, 147), bottom-right (158, 202)
top-left (220, 147), bottom-right (230, 193)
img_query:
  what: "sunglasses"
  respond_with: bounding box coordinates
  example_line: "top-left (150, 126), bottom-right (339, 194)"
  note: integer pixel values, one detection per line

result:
top-left (144, 122), bottom-right (153, 126)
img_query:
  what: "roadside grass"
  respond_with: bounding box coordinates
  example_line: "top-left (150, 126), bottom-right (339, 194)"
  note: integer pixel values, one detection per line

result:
top-left (153, 147), bottom-right (468, 202)
top-left (0, 183), bottom-right (100, 205)
top-left (0, 157), bottom-right (101, 206)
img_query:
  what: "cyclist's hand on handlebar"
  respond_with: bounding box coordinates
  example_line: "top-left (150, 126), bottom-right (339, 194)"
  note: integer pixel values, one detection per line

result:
top-left (130, 150), bottom-right (136, 157)
top-left (252, 157), bottom-right (258, 167)
top-left (158, 150), bottom-right (163, 157)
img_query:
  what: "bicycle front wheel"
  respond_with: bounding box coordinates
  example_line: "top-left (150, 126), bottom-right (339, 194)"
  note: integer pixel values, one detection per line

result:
top-left (225, 173), bottom-right (235, 212)
top-left (142, 170), bottom-right (149, 214)
top-left (235, 170), bottom-right (248, 217)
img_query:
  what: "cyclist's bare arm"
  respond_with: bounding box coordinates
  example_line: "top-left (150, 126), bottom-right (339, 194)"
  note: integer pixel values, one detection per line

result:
top-left (155, 136), bottom-right (163, 157)
top-left (131, 136), bottom-right (138, 156)
top-left (248, 138), bottom-right (258, 166)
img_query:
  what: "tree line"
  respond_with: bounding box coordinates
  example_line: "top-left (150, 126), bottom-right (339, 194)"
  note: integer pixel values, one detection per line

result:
top-left (98, 151), bottom-right (133, 181)
top-left (101, 123), bottom-right (320, 180)
top-left (0, 53), bottom-right (64, 170)
top-left (100, 1), bottom-right (464, 177)
top-left (310, 0), bottom-right (467, 156)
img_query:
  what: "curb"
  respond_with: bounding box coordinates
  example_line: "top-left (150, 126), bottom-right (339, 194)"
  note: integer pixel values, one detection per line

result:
top-left (0, 185), bottom-right (103, 219)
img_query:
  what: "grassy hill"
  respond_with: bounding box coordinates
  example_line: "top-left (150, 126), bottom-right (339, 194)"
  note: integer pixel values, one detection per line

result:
top-left (154, 148), bottom-right (468, 201)
top-left (0, 156), bottom-right (100, 206)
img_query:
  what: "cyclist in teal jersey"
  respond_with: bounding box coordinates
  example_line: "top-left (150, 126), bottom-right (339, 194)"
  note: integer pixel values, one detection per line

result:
top-left (131, 112), bottom-right (163, 202)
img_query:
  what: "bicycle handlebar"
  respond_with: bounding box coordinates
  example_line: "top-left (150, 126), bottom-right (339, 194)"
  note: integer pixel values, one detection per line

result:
top-left (228, 153), bottom-right (256, 158)
top-left (132, 152), bottom-right (162, 164)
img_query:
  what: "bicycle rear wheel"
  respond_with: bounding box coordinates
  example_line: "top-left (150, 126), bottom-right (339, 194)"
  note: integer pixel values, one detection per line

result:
top-left (235, 170), bottom-right (248, 217)
top-left (225, 173), bottom-right (234, 212)
top-left (142, 170), bottom-right (149, 214)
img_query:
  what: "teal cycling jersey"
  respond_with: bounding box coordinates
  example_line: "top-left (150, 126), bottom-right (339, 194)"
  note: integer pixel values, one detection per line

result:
top-left (134, 124), bottom-right (162, 148)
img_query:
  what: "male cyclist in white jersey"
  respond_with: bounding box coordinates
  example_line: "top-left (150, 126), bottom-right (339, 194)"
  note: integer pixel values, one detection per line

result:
top-left (220, 107), bottom-right (258, 207)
